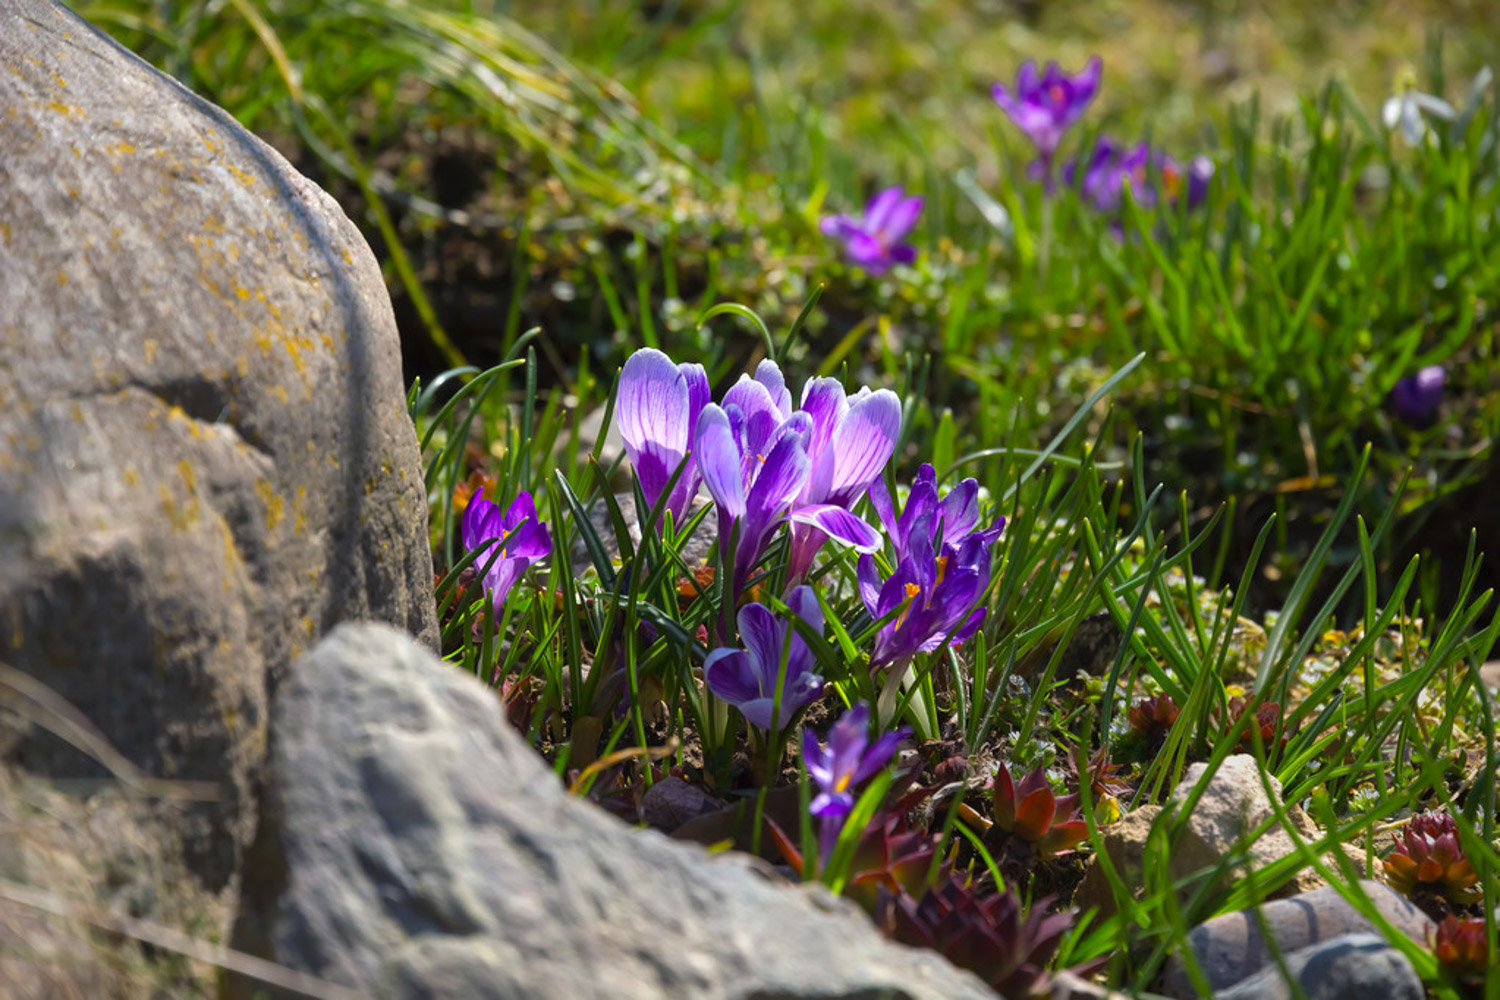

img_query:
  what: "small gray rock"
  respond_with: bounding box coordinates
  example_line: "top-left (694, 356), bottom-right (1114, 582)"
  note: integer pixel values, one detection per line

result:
top-left (1159, 881), bottom-right (1433, 998)
top-left (232, 622), bottom-right (997, 1000)
top-left (1209, 933), bottom-right (1423, 1000)
top-left (571, 492), bottom-right (717, 576)
top-left (1076, 756), bottom-right (1355, 918)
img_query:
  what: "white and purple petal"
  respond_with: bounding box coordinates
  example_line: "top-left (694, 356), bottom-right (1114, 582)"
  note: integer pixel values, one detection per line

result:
top-left (790, 504), bottom-right (881, 553)
top-left (829, 388), bottom-right (900, 505)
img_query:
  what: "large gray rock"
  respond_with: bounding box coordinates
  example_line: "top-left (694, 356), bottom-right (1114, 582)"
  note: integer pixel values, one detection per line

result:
top-left (1158, 881), bottom-right (1433, 998)
top-left (232, 622), bottom-right (996, 1000)
top-left (0, 0), bottom-right (435, 951)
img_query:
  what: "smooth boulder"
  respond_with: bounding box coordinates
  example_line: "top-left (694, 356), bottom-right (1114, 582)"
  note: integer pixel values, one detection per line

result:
top-left (231, 622), bottom-right (997, 1000)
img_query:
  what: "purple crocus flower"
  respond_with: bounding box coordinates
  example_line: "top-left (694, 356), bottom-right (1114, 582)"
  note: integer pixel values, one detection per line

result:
top-left (1067, 136), bottom-right (1213, 214)
top-left (859, 466), bottom-right (1004, 670)
top-left (820, 186), bottom-right (923, 274)
top-left (697, 360), bottom-right (889, 601)
top-left (461, 489), bottom-right (552, 616)
top-left (1390, 365), bottom-right (1446, 428)
top-left (868, 463), bottom-right (999, 564)
top-left (992, 57), bottom-right (1103, 179)
top-left (705, 586), bottom-right (825, 732)
top-left (803, 702), bottom-right (910, 859)
top-left (784, 378), bottom-right (902, 585)
top-left (617, 348), bottom-right (711, 527)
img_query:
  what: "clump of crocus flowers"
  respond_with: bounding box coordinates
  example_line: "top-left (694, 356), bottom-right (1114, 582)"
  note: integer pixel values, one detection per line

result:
top-left (1066, 136), bottom-right (1214, 215)
top-left (1383, 810), bottom-right (1483, 906)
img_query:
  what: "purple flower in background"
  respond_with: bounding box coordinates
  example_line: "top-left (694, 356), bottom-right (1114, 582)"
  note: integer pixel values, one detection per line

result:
top-left (1067, 136), bottom-right (1213, 214)
top-left (705, 586), bottom-right (825, 732)
top-left (859, 466), bottom-right (1003, 670)
top-left (821, 186), bottom-right (924, 274)
top-left (617, 348), bottom-right (711, 527)
top-left (803, 702), bottom-right (910, 858)
top-left (1390, 365), bottom-right (1446, 428)
top-left (461, 489), bottom-right (552, 616)
top-left (992, 57), bottom-right (1103, 178)
top-left (784, 378), bottom-right (902, 585)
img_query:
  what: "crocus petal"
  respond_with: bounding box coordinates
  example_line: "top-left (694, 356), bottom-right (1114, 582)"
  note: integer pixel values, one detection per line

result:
top-left (829, 388), bottom-right (900, 503)
top-left (704, 648), bottom-right (762, 706)
top-left (785, 585), bottom-right (824, 636)
top-left (937, 479), bottom-right (980, 543)
top-left (809, 789), bottom-right (854, 820)
top-left (798, 378), bottom-right (849, 504)
top-left (791, 504), bottom-right (882, 553)
top-left (820, 214), bottom-right (857, 238)
top-left (460, 493), bottom-right (499, 554)
top-left (857, 553), bottom-right (884, 617)
top-left (876, 195), bottom-right (923, 243)
top-left (867, 477), bottom-right (900, 542)
top-left (802, 727), bottom-right (832, 785)
top-left (736, 602), bottom-right (784, 681)
top-left (504, 517), bottom-right (552, 562)
top-left (503, 491), bottom-right (540, 531)
top-left (753, 358), bottom-right (794, 419)
top-left (618, 349), bottom-right (690, 507)
top-left (844, 231), bottom-right (888, 269)
top-left (694, 405), bottom-right (747, 521)
top-left (489, 558), bottom-right (529, 608)
top-left (850, 726), bottom-right (910, 785)
top-left (746, 421), bottom-right (811, 522)
top-left (864, 186), bottom-right (906, 234)
top-left (722, 376), bottom-right (784, 463)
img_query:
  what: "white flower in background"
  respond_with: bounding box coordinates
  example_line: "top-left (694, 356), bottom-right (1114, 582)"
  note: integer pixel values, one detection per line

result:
top-left (1382, 86), bottom-right (1455, 146)
top-left (1383, 66), bottom-right (1494, 146)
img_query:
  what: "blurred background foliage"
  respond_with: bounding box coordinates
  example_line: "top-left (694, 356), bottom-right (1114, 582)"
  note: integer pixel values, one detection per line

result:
top-left (85, 0), bottom-right (1500, 617)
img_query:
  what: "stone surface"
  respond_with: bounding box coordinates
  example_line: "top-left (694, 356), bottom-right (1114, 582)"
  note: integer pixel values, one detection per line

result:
top-left (1207, 933), bottom-right (1423, 1000)
top-left (0, 0), bottom-right (435, 955)
top-left (572, 492), bottom-right (717, 575)
top-left (1158, 881), bottom-right (1434, 998)
top-left (1076, 755), bottom-right (1355, 917)
top-left (232, 622), bottom-right (997, 1000)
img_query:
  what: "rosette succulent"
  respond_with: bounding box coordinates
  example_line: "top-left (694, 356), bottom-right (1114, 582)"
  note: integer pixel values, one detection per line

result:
top-left (1384, 811), bottom-right (1483, 905)
top-left (987, 761), bottom-right (1089, 861)
top-left (879, 877), bottom-right (1074, 999)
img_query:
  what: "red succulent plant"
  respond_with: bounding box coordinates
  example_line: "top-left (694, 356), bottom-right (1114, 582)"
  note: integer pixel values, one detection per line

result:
top-left (1384, 811), bottom-right (1483, 906)
top-left (1128, 693), bottom-right (1180, 744)
top-left (1221, 695), bottom-right (1288, 754)
top-left (878, 876), bottom-right (1074, 999)
top-left (990, 761), bottom-right (1089, 859)
top-left (1432, 915), bottom-right (1490, 979)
